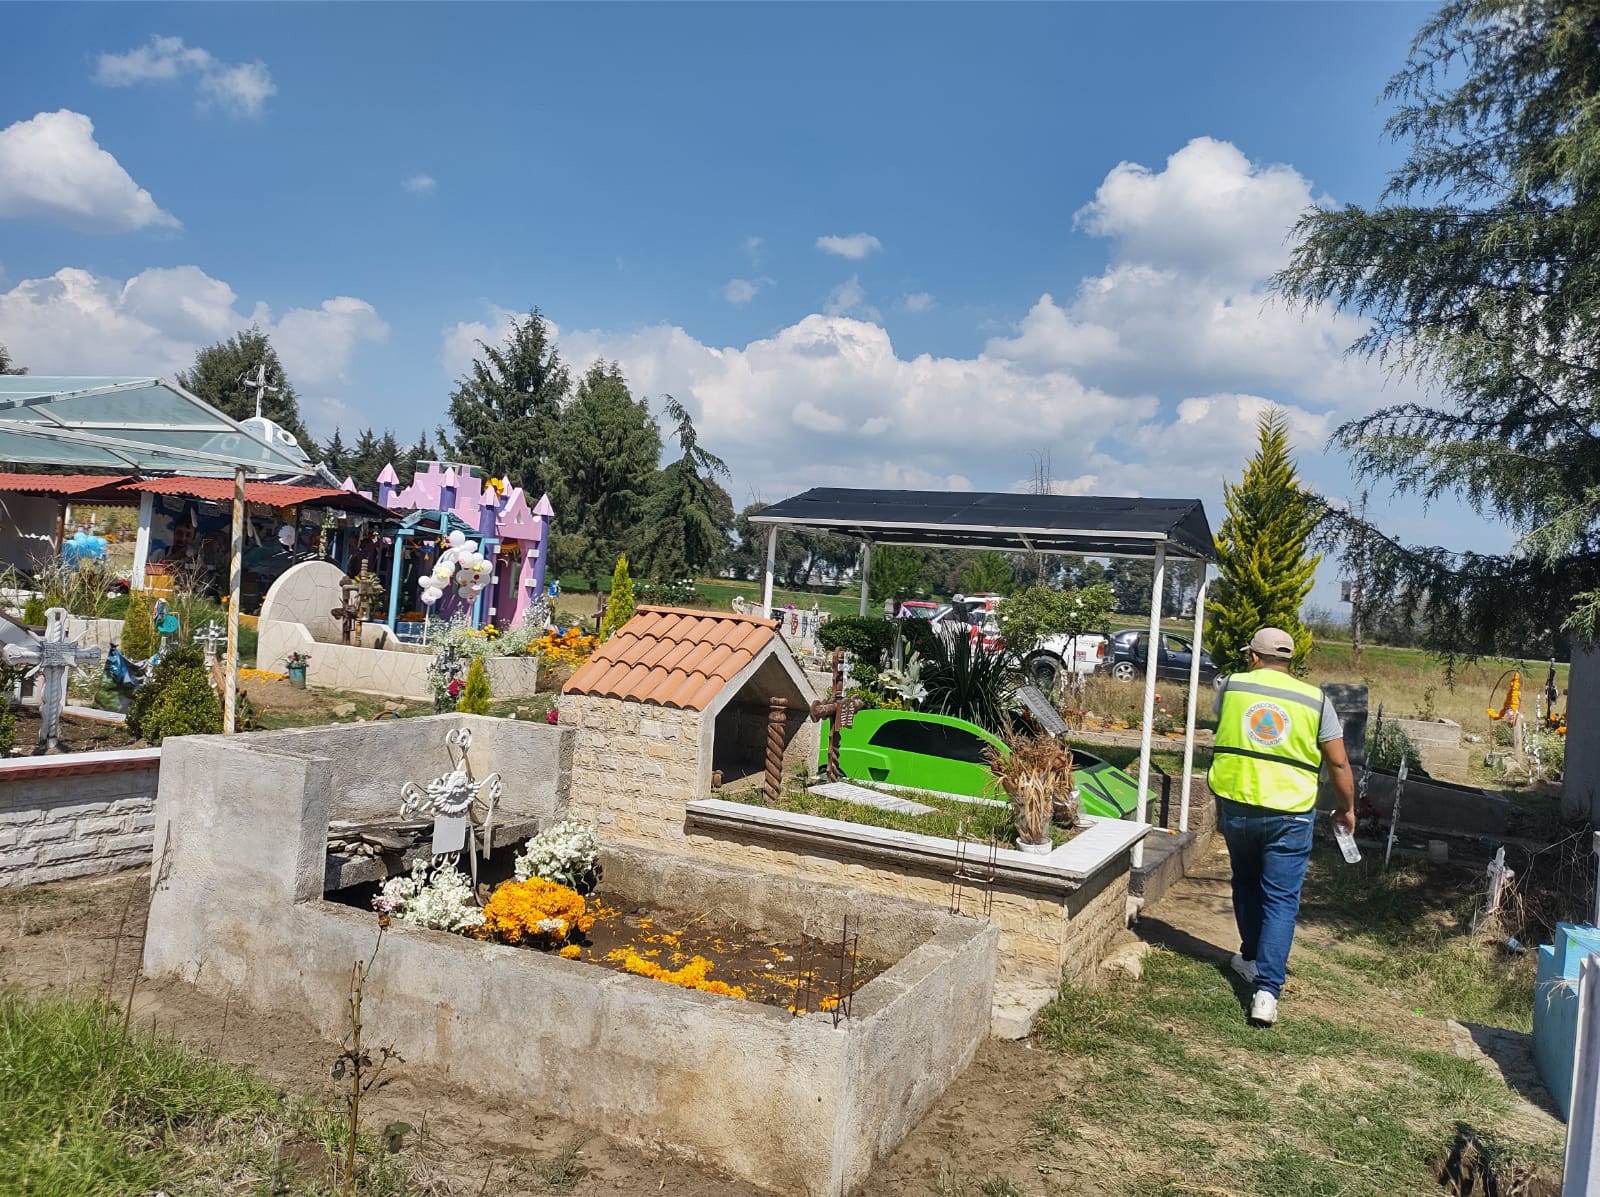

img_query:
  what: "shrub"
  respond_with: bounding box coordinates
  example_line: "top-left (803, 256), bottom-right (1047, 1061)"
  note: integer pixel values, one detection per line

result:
top-left (818, 616), bottom-right (898, 667)
top-left (633, 579), bottom-right (699, 606)
top-left (0, 701), bottom-right (15, 755)
top-left (920, 627), bottom-right (1015, 733)
top-left (598, 555), bottom-right (636, 642)
top-left (119, 591), bottom-right (157, 661)
top-left (126, 645), bottom-right (222, 745)
top-left (20, 595), bottom-right (45, 626)
top-left (996, 583), bottom-right (1114, 653)
top-left (456, 657), bottom-right (492, 715)
top-left (1369, 720), bottom-right (1423, 774)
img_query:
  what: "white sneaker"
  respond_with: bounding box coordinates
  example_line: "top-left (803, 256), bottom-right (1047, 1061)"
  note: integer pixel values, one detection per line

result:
top-left (1249, 990), bottom-right (1278, 1026)
top-left (1229, 954), bottom-right (1258, 984)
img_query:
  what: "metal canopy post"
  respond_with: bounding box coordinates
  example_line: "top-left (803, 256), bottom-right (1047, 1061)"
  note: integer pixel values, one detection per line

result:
top-left (224, 467), bottom-right (244, 735)
top-left (1132, 542), bottom-right (1167, 869)
top-left (1179, 569), bottom-right (1210, 833)
top-left (386, 530), bottom-right (408, 627)
top-left (859, 540), bottom-right (872, 617)
top-left (762, 525), bottom-right (777, 618)
top-left (131, 491), bottom-right (154, 590)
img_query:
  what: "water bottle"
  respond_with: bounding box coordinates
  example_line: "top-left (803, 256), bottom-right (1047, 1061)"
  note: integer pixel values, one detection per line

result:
top-left (1333, 823), bottom-right (1362, 864)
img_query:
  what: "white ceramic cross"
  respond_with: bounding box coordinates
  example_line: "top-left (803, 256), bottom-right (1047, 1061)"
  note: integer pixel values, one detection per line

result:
top-left (1, 608), bottom-right (102, 749)
top-left (398, 726), bottom-right (503, 883)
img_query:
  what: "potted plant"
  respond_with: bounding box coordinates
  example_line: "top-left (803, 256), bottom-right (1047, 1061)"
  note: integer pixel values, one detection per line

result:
top-left (285, 650), bottom-right (311, 689)
top-left (987, 734), bottom-right (1076, 854)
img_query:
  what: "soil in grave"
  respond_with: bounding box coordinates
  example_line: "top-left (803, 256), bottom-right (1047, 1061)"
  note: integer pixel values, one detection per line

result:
top-left (5, 709), bottom-right (143, 754)
top-left (573, 897), bottom-right (892, 1009)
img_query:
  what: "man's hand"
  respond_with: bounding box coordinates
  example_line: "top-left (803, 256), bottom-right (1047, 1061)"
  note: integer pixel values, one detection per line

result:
top-left (1331, 805), bottom-right (1356, 837)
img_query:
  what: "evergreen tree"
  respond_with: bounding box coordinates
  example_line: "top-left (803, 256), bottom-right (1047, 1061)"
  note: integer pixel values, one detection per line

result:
top-left (176, 327), bottom-right (315, 457)
top-left (321, 429), bottom-right (350, 481)
top-left (443, 308), bottom-right (571, 498)
top-left (549, 362), bottom-right (661, 590)
top-left (402, 432), bottom-right (434, 485)
top-left (0, 343), bottom-right (25, 375)
top-left (598, 554), bottom-right (636, 640)
top-left (457, 657), bottom-right (492, 715)
top-left (347, 428), bottom-right (382, 492)
top-left (1275, 0), bottom-right (1600, 646)
top-left (1206, 410), bottom-right (1321, 674)
top-left (869, 546), bottom-right (932, 605)
top-left (120, 590), bottom-right (158, 661)
top-left (636, 397), bottom-right (730, 580)
top-left (958, 552), bottom-right (1014, 596)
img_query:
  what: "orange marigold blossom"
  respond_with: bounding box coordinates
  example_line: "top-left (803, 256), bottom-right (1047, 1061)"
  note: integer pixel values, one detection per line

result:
top-left (558, 944), bottom-right (581, 959)
top-left (618, 952), bottom-right (746, 999)
top-left (475, 877), bottom-right (594, 947)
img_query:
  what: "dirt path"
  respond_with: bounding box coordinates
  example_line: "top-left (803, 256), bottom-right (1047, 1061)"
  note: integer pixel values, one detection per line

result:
top-left (2, 844), bottom-right (1562, 1196)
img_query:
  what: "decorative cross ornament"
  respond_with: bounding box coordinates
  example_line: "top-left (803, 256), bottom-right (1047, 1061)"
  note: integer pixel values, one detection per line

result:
top-left (331, 576), bottom-right (364, 645)
top-left (1, 608), bottom-right (102, 750)
top-left (398, 726), bottom-right (503, 882)
top-left (808, 649), bottom-right (864, 783)
top-left (192, 620), bottom-right (228, 667)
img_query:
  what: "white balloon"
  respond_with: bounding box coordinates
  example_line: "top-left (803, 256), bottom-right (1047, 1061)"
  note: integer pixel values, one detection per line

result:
top-left (448, 531), bottom-right (465, 547)
top-left (462, 540), bottom-right (478, 556)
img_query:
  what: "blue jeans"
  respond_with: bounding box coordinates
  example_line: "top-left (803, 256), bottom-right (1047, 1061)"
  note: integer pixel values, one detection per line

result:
top-left (1218, 798), bottom-right (1314, 999)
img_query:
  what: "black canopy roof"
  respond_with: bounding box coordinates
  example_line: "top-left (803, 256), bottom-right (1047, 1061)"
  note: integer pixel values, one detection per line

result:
top-left (749, 488), bottom-right (1216, 562)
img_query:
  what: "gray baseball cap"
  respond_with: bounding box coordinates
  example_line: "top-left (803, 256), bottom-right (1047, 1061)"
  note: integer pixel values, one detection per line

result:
top-left (1247, 627), bottom-right (1295, 659)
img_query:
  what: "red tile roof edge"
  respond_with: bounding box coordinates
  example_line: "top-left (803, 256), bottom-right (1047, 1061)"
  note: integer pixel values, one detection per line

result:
top-left (634, 603), bottom-right (778, 627)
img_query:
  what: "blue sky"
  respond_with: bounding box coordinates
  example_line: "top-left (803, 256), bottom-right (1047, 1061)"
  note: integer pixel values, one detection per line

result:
top-left (1, 1), bottom-right (1489, 607)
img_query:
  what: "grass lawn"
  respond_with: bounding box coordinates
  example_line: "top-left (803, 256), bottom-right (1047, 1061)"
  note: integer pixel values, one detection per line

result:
top-left (1021, 850), bottom-right (1558, 1197)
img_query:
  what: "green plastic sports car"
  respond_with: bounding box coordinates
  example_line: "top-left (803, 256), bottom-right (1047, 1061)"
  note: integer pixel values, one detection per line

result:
top-left (817, 709), bottom-right (1151, 820)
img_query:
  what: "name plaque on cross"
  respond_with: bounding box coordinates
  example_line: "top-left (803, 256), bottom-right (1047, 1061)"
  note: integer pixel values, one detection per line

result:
top-left (1016, 684), bottom-right (1070, 738)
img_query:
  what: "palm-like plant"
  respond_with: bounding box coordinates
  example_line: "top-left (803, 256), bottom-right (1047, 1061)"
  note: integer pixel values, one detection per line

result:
top-left (919, 627), bottom-right (1015, 733)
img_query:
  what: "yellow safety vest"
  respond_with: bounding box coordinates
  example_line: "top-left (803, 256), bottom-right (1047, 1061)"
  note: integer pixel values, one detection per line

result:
top-left (1207, 669), bottom-right (1326, 812)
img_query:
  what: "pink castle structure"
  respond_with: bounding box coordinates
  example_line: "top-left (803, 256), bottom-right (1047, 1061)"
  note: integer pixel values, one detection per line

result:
top-left (343, 460), bottom-right (553, 629)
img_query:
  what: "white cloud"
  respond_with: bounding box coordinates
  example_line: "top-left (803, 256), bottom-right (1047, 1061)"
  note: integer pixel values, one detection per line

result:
top-left (0, 111), bottom-right (178, 233)
top-left (724, 276), bottom-right (773, 306)
top-left (403, 173), bottom-right (437, 195)
top-left (441, 305), bottom-right (519, 378)
top-left (816, 232), bottom-right (882, 260)
top-left (1074, 136), bottom-right (1318, 282)
top-left (94, 35), bottom-right (276, 118)
top-left (900, 292), bottom-right (935, 313)
top-left (443, 136), bottom-right (1431, 549)
top-left (0, 264), bottom-right (386, 436)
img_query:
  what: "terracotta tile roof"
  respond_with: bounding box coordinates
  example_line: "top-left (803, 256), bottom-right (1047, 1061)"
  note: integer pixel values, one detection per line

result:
top-left (0, 472), bottom-right (133, 497)
top-left (562, 605), bottom-right (779, 711)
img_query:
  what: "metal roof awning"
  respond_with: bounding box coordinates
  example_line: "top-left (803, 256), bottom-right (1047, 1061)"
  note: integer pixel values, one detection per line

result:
top-left (96, 476), bottom-right (392, 518)
top-left (749, 487), bottom-right (1217, 562)
top-left (0, 377), bottom-right (311, 475)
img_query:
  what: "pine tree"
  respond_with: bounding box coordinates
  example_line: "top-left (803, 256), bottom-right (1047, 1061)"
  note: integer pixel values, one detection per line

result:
top-left (177, 327), bottom-right (315, 457)
top-left (457, 657), bottom-right (492, 715)
top-left (1206, 410), bottom-right (1321, 674)
top-left (322, 429), bottom-right (349, 481)
top-left (598, 554), bottom-right (636, 641)
top-left (635, 397), bottom-right (730, 581)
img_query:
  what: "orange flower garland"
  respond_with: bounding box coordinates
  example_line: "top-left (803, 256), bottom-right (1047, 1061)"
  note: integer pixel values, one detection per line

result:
top-left (476, 877), bottom-right (594, 947)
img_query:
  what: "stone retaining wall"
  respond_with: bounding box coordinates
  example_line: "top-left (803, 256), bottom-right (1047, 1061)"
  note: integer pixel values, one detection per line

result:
top-left (0, 748), bottom-right (161, 887)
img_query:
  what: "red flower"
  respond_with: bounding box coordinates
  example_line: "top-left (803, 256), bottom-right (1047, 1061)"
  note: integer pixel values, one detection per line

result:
top-left (545, 708), bottom-right (559, 725)
top-left (447, 678), bottom-right (464, 698)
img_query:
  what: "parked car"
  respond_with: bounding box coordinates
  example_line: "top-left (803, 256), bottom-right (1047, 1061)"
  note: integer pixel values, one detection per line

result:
top-left (896, 600), bottom-right (942, 620)
top-left (1102, 630), bottom-right (1223, 687)
top-left (818, 709), bottom-right (1152, 820)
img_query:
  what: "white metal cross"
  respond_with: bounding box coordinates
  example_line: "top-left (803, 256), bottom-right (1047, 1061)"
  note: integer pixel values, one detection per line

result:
top-left (0, 608), bottom-right (102, 749)
top-left (192, 619), bottom-right (228, 666)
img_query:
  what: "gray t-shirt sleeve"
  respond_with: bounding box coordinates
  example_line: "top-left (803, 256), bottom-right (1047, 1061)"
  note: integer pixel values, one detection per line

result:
top-left (1319, 694), bottom-right (1343, 742)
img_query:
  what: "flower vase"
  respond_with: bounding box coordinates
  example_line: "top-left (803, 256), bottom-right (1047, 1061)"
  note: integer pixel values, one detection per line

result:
top-left (287, 663), bottom-right (307, 689)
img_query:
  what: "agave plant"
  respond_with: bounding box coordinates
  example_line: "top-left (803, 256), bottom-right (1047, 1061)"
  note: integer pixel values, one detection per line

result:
top-left (918, 626), bottom-right (1015, 733)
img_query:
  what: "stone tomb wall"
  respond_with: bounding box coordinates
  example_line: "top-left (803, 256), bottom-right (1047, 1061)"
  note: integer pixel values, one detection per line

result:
top-left (142, 716), bottom-right (997, 1197)
top-left (0, 748), bottom-right (161, 888)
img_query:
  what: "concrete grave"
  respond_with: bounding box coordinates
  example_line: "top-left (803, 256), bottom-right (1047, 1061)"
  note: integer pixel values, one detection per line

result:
top-left (255, 561), bottom-right (539, 701)
top-left (142, 715), bottom-right (997, 1197)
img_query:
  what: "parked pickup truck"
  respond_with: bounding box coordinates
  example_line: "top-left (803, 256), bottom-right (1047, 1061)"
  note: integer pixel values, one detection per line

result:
top-left (1020, 631), bottom-right (1108, 690)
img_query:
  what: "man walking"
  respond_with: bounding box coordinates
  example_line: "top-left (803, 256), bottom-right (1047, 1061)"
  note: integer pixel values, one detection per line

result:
top-left (1208, 628), bottom-right (1355, 1026)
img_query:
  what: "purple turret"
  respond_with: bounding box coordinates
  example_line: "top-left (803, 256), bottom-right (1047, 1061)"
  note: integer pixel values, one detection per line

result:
top-left (477, 487), bottom-right (499, 537)
top-left (376, 463), bottom-right (400, 508)
top-left (531, 492), bottom-right (555, 599)
top-left (440, 466), bottom-right (458, 515)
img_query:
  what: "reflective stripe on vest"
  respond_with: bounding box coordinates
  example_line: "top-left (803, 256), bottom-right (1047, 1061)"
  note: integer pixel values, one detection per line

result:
top-left (1207, 669), bottom-right (1325, 812)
